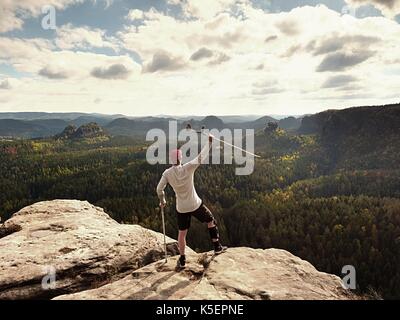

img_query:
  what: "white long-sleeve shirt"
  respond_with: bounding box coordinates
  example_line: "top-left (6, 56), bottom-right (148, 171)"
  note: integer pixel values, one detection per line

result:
top-left (156, 143), bottom-right (211, 213)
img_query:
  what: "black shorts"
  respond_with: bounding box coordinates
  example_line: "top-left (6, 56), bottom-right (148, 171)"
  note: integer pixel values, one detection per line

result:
top-left (177, 203), bottom-right (214, 231)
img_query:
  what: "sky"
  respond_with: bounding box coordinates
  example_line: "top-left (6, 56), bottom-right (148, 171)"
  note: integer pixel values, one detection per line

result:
top-left (0, 0), bottom-right (399, 116)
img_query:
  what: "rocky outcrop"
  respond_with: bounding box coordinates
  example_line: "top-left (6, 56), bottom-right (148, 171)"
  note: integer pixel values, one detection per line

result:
top-left (0, 200), bottom-right (185, 299)
top-left (0, 200), bottom-right (358, 300)
top-left (55, 124), bottom-right (77, 139)
top-left (73, 122), bottom-right (107, 139)
top-left (55, 248), bottom-right (356, 300)
top-left (55, 122), bottom-right (107, 139)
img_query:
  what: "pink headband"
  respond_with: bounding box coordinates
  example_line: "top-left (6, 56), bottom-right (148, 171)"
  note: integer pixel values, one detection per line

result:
top-left (170, 149), bottom-right (183, 164)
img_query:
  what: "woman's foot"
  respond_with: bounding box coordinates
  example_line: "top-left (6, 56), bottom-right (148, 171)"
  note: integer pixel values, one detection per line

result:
top-left (176, 255), bottom-right (186, 269)
top-left (214, 242), bottom-right (228, 255)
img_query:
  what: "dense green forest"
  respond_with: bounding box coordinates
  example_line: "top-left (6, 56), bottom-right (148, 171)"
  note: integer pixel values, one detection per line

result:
top-left (1, 105), bottom-right (400, 299)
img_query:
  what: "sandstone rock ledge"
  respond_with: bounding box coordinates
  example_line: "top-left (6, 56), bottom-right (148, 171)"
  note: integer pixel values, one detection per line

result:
top-left (0, 200), bottom-right (357, 300)
top-left (0, 200), bottom-right (184, 299)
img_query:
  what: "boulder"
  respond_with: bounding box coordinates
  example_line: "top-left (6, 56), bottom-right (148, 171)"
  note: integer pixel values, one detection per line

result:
top-left (0, 200), bottom-right (184, 299)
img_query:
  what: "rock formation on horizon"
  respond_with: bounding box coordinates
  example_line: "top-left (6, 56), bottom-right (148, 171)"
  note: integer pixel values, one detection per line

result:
top-left (55, 122), bottom-right (107, 140)
top-left (0, 200), bottom-right (358, 300)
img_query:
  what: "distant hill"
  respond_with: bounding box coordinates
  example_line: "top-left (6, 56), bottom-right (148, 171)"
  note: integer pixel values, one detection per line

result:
top-left (298, 103), bottom-right (400, 170)
top-left (107, 116), bottom-right (229, 137)
top-left (0, 114), bottom-right (120, 139)
top-left (159, 115), bottom-right (276, 123)
top-left (0, 119), bottom-right (68, 138)
top-left (226, 115), bottom-right (301, 132)
top-left (278, 116), bottom-right (302, 131)
top-left (70, 116), bottom-right (114, 127)
top-left (0, 113), bottom-right (123, 139)
top-left (200, 116), bottom-right (225, 130)
top-left (0, 112), bottom-right (86, 121)
top-left (0, 112), bottom-right (124, 121)
top-left (0, 114), bottom-right (300, 139)
top-left (299, 103), bottom-right (400, 136)
top-left (228, 115), bottom-right (276, 130)
top-left (1, 112), bottom-right (304, 138)
top-left (105, 118), bottom-right (172, 137)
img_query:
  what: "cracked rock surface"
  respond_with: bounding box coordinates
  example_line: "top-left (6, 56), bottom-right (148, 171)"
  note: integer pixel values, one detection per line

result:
top-left (0, 200), bottom-right (186, 300)
top-left (55, 248), bottom-right (356, 300)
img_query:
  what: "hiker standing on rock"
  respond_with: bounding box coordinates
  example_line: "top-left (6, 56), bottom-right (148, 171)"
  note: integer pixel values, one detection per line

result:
top-left (156, 134), bottom-right (226, 268)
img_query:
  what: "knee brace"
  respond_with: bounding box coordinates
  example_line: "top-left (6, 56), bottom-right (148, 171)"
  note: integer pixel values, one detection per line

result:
top-left (208, 224), bottom-right (220, 240)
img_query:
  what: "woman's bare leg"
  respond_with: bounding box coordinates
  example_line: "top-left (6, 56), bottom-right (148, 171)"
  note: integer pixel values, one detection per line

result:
top-left (178, 229), bottom-right (188, 255)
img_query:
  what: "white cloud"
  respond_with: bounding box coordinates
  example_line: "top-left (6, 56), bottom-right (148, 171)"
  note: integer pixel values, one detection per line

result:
top-left (126, 9), bottom-right (145, 21)
top-left (0, 37), bottom-right (54, 73)
top-left (0, 79), bottom-right (11, 89)
top-left (345, 0), bottom-right (400, 18)
top-left (55, 24), bottom-right (118, 50)
top-left (143, 51), bottom-right (186, 73)
top-left (39, 66), bottom-right (71, 79)
top-left (317, 51), bottom-right (376, 72)
top-left (91, 63), bottom-right (133, 79)
top-left (0, 36), bottom-right (140, 80)
top-left (118, 7), bottom-right (253, 62)
top-left (114, 4), bottom-right (400, 114)
top-left (179, 0), bottom-right (250, 19)
top-left (0, 0), bottom-right (85, 33)
top-left (321, 75), bottom-right (359, 89)
top-left (0, 1), bottom-right (117, 33)
top-left (1, 3), bottom-right (400, 116)
top-left (190, 47), bottom-right (214, 61)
